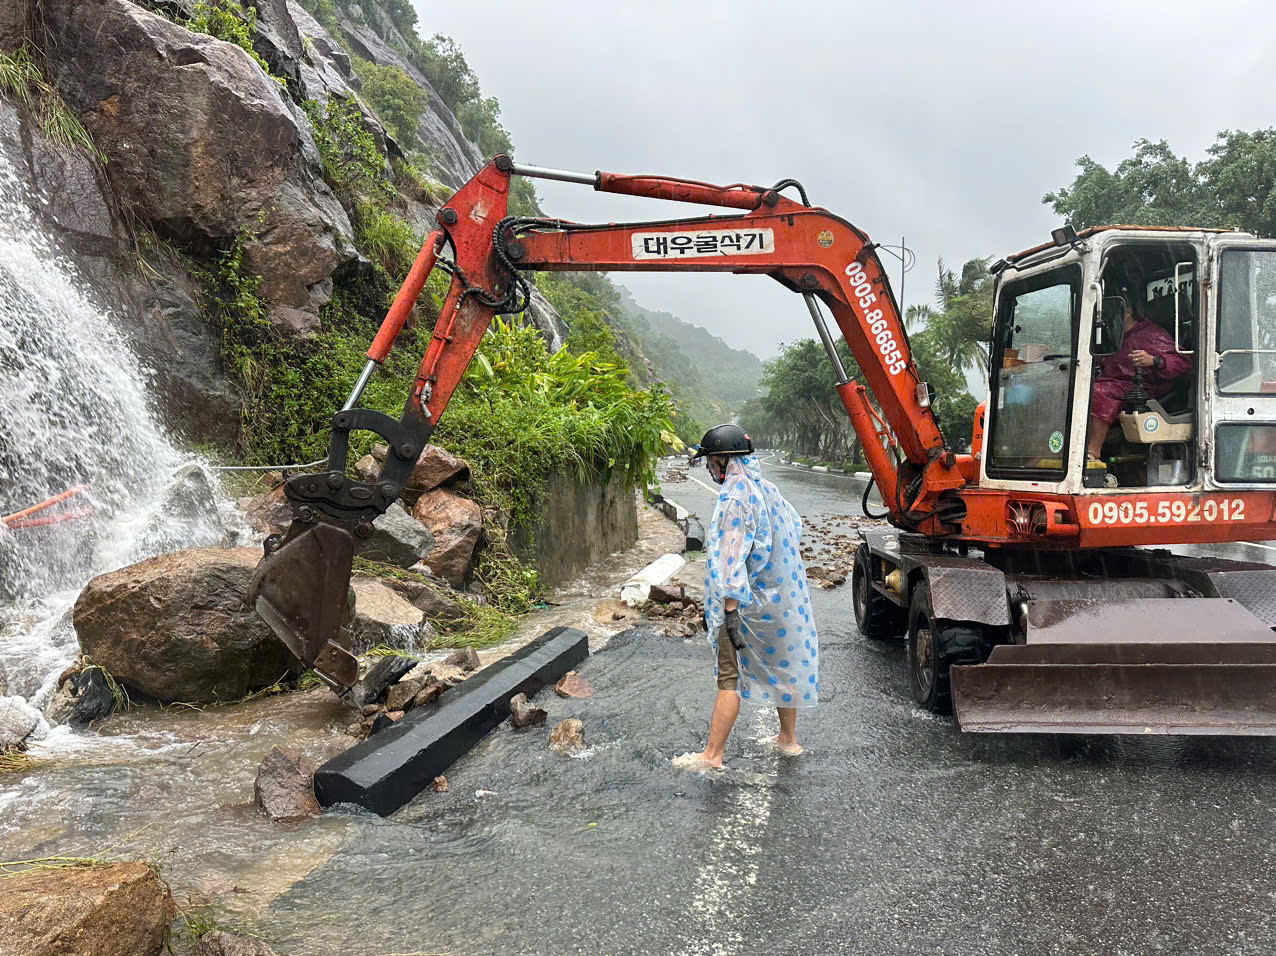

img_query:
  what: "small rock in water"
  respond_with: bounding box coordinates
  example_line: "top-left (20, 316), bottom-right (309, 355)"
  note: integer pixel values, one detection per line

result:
top-left (0, 696), bottom-right (47, 750)
top-left (254, 747), bottom-right (320, 823)
top-left (550, 718), bottom-right (585, 753)
top-left (444, 646), bottom-right (480, 672)
top-left (194, 930), bottom-right (282, 955)
top-left (554, 671), bottom-right (594, 699)
top-left (475, 789), bottom-right (497, 798)
top-left (432, 775), bottom-right (448, 793)
top-left (44, 666), bottom-right (116, 728)
top-left (508, 692), bottom-right (546, 729)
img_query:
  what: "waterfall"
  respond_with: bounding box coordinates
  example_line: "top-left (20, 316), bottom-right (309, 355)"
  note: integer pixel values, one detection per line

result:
top-left (0, 149), bottom-right (223, 707)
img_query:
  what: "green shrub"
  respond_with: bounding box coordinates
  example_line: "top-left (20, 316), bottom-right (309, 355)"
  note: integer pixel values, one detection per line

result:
top-left (351, 56), bottom-right (427, 148)
top-left (303, 97), bottom-right (395, 211)
top-left (183, 0), bottom-right (285, 86)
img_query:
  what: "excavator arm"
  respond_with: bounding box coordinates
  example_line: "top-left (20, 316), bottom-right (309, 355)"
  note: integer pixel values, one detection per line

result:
top-left (249, 155), bottom-right (970, 691)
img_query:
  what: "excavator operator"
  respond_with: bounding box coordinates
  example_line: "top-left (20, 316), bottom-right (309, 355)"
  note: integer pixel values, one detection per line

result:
top-left (1086, 289), bottom-right (1192, 479)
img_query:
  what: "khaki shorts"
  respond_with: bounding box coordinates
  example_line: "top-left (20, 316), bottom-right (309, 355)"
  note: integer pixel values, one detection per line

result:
top-left (716, 625), bottom-right (738, 691)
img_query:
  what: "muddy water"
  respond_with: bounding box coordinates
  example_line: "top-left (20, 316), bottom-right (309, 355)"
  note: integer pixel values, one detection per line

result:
top-left (9, 460), bottom-right (1276, 954)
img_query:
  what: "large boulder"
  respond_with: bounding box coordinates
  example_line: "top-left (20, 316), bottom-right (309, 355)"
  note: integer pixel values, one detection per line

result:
top-left (0, 0), bottom-right (28, 50)
top-left (370, 442), bottom-right (471, 503)
top-left (0, 861), bottom-right (175, 956)
top-left (357, 501), bottom-right (435, 568)
top-left (43, 0), bottom-right (357, 333)
top-left (245, 0), bottom-right (306, 98)
top-left (411, 489), bottom-right (482, 588)
top-left (72, 548), bottom-right (298, 703)
top-left (348, 577), bottom-right (423, 653)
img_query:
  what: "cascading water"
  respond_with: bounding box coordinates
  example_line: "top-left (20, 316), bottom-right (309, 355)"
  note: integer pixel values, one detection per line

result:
top-left (0, 148), bottom-right (224, 711)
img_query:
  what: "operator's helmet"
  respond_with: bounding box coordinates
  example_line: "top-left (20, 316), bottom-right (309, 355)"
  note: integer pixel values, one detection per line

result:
top-left (690, 423), bottom-right (754, 461)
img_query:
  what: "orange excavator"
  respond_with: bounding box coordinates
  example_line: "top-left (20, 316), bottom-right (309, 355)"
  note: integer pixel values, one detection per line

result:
top-left (250, 155), bottom-right (1276, 734)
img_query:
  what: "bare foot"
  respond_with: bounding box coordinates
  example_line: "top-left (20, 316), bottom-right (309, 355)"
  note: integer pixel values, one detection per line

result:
top-left (767, 735), bottom-right (805, 756)
top-left (671, 751), bottom-right (725, 771)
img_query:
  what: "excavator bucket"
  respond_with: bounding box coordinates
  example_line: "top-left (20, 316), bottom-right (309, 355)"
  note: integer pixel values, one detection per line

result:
top-left (249, 522), bottom-right (359, 692)
top-left (951, 598), bottom-right (1276, 734)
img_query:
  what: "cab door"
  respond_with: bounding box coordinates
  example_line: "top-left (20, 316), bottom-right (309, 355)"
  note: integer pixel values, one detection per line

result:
top-left (1204, 237), bottom-right (1276, 488)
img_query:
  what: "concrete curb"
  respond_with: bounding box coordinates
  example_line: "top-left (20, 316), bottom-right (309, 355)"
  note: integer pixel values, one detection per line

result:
top-left (650, 493), bottom-right (706, 552)
top-left (313, 627), bottom-right (588, 816)
top-left (621, 552), bottom-right (687, 606)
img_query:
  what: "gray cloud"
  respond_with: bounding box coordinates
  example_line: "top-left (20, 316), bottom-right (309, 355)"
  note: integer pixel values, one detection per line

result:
top-left (418, 0), bottom-right (1276, 362)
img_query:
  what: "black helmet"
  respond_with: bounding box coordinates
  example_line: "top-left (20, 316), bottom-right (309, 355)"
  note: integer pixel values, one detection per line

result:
top-left (690, 423), bottom-right (754, 460)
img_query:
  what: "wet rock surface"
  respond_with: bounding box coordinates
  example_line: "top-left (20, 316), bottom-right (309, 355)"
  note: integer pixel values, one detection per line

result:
top-left (43, 665), bottom-right (115, 728)
top-left (254, 746), bottom-right (321, 823)
top-left (370, 442), bottom-right (471, 503)
top-left (193, 931), bottom-right (282, 956)
top-left (0, 695), bottom-right (45, 749)
top-left (348, 577), bottom-right (423, 653)
top-left (553, 670), bottom-right (594, 698)
top-left (356, 502), bottom-right (436, 568)
top-left (72, 547), bottom-right (298, 703)
top-left (508, 692), bottom-right (547, 729)
top-left (43, 0), bottom-right (357, 331)
top-left (0, 861), bottom-right (175, 956)
top-left (548, 717), bottom-right (585, 752)
top-left (412, 488), bottom-right (482, 588)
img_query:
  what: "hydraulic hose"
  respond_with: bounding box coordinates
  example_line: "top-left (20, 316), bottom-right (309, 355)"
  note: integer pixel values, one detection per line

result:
top-left (861, 476), bottom-right (888, 520)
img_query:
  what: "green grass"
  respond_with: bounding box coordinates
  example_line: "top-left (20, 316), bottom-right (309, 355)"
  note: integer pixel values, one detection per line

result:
top-left (0, 48), bottom-right (102, 158)
top-left (0, 749), bottom-right (33, 776)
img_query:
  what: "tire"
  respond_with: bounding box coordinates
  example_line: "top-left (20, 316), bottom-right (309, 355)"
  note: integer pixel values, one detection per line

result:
top-left (906, 580), bottom-right (984, 714)
top-left (852, 544), bottom-right (905, 640)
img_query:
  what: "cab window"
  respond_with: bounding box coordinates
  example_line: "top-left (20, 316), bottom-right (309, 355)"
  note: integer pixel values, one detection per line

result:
top-left (986, 266), bottom-right (1081, 479)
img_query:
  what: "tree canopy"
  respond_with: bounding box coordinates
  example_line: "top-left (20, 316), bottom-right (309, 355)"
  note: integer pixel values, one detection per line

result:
top-left (1044, 130), bottom-right (1276, 237)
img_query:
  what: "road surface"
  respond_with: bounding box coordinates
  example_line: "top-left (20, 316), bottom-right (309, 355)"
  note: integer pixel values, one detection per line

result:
top-left (270, 456), bottom-right (1276, 955)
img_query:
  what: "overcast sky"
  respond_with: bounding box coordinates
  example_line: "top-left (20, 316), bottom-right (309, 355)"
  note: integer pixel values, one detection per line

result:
top-left (418, 0), bottom-right (1276, 363)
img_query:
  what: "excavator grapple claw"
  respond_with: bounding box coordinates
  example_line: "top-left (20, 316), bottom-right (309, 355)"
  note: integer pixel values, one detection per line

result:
top-left (249, 521), bottom-right (359, 691)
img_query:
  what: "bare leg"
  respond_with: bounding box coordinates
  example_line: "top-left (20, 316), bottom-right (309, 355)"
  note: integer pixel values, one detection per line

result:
top-left (1086, 416), bottom-right (1111, 459)
top-left (700, 690), bottom-right (740, 768)
top-left (771, 707), bottom-right (803, 755)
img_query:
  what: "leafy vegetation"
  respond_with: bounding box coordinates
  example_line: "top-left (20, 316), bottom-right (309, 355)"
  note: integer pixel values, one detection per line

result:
top-left (182, 0), bottom-right (286, 85)
top-left (1045, 130), bottom-right (1276, 237)
top-left (0, 48), bottom-right (102, 158)
top-left (351, 56), bottom-right (427, 147)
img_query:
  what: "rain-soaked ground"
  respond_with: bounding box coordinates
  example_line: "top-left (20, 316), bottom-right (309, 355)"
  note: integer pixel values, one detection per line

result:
top-left (8, 460), bottom-right (1276, 954)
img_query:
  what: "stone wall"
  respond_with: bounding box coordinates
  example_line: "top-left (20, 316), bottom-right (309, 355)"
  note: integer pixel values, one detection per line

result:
top-left (512, 472), bottom-right (638, 588)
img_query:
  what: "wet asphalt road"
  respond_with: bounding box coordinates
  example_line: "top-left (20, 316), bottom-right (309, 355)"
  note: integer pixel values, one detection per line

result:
top-left (271, 457), bottom-right (1276, 956)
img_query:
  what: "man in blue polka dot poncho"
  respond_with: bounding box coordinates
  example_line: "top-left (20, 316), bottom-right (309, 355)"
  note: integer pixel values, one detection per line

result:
top-left (692, 426), bottom-right (819, 767)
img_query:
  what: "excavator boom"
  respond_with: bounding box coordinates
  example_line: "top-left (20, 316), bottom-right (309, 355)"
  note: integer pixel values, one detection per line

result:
top-left (249, 155), bottom-right (1276, 738)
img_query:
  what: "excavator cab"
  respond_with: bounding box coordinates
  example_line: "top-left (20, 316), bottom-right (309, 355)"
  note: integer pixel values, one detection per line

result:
top-left (937, 226), bottom-right (1276, 733)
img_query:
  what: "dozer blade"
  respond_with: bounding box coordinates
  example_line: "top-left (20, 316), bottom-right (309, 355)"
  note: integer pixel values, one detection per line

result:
top-left (951, 598), bottom-right (1276, 735)
top-left (249, 521), bottom-right (359, 691)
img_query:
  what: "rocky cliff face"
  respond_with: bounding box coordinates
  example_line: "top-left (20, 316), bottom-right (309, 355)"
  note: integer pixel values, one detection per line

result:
top-left (0, 0), bottom-right (569, 447)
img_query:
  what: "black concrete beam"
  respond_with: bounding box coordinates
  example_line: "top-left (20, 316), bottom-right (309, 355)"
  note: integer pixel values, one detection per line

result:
top-left (314, 626), bottom-right (589, 816)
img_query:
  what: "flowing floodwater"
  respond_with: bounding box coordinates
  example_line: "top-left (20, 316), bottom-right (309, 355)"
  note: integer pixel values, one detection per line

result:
top-left (0, 150), bottom-right (223, 709)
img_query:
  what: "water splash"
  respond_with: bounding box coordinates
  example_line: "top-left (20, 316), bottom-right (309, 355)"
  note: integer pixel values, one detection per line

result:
top-left (0, 148), bottom-right (222, 705)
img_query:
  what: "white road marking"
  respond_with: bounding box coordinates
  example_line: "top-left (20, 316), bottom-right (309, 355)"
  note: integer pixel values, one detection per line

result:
top-left (686, 473), bottom-right (719, 496)
top-left (676, 710), bottom-right (775, 956)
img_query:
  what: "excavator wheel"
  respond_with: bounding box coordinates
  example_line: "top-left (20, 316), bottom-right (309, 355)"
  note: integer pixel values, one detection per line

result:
top-left (852, 544), bottom-right (905, 641)
top-left (907, 580), bottom-right (983, 714)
